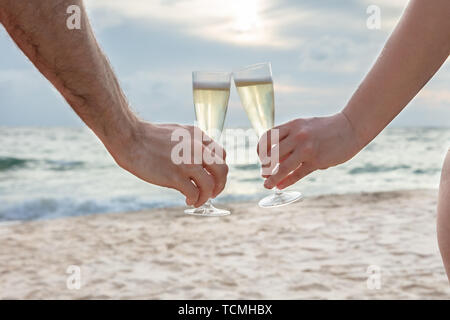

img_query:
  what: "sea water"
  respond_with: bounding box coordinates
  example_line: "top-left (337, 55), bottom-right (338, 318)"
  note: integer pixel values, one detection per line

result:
top-left (0, 126), bottom-right (449, 221)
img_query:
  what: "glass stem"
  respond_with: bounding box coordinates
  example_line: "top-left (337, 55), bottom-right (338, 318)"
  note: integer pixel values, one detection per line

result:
top-left (204, 199), bottom-right (213, 207)
top-left (274, 188), bottom-right (282, 196)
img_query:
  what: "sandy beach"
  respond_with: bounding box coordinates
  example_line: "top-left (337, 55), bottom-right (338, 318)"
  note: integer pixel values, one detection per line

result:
top-left (0, 189), bottom-right (448, 299)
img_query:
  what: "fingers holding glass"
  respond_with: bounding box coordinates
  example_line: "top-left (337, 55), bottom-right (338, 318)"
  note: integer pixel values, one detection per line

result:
top-left (185, 71), bottom-right (231, 216)
top-left (233, 62), bottom-right (302, 208)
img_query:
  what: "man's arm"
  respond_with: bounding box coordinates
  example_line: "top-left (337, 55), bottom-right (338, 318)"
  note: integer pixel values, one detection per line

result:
top-left (0, 0), bottom-right (228, 207)
top-left (0, 0), bottom-right (135, 144)
top-left (259, 0), bottom-right (450, 190)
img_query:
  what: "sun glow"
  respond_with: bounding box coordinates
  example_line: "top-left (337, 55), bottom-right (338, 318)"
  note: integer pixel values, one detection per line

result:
top-left (232, 0), bottom-right (261, 33)
top-left (87, 0), bottom-right (295, 48)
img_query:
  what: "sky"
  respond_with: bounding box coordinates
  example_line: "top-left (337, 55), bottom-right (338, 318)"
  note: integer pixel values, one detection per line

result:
top-left (0, 0), bottom-right (449, 128)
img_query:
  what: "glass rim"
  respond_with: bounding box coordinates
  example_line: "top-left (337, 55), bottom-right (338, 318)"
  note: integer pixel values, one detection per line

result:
top-left (192, 71), bottom-right (232, 76)
top-left (232, 62), bottom-right (272, 75)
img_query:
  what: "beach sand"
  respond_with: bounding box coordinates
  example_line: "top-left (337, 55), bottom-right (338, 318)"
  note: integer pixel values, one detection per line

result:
top-left (0, 189), bottom-right (448, 299)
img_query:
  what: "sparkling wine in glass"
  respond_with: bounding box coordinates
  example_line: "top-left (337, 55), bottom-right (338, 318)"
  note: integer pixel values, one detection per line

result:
top-left (233, 62), bottom-right (303, 208)
top-left (184, 71), bottom-right (231, 216)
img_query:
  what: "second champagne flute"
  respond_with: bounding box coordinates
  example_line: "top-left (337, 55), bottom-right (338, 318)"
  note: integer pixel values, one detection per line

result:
top-left (184, 71), bottom-right (231, 216)
top-left (233, 62), bottom-right (303, 208)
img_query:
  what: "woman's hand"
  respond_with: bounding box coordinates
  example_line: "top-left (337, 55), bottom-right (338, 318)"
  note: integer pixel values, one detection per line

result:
top-left (258, 112), bottom-right (361, 190)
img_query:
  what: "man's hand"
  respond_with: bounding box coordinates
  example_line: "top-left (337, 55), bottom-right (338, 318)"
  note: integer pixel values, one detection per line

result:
top-left (105, 121), bottom-right (228, 208)
top-left (0, 0), bottom-right (229, 207)
top-left (258, 112), bottom-right (360, 190)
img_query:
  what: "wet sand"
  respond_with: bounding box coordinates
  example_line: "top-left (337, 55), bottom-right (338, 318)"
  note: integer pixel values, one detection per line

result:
top-left (0, 189), bottom-right (448, 299)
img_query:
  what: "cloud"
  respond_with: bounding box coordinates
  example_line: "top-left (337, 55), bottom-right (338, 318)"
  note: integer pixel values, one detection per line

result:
top-left (86, 0), bottom-right (300, 48)
top-left (298, 36), bottom-right (371, 74)
top-left (119, 69), bottom-right (193, 121)
top-left (0, 69), bottom-right (81, 126)
top-left (274, 82), bottom-right (340, 95)
top-left (0, 69), bottom-right (32, 83)
top-left (361, 0), bottom-right (408, 10)
top-left (418, 89), bottom-right (450, 106)
top-left (1, 0), bottom-right (448, 127)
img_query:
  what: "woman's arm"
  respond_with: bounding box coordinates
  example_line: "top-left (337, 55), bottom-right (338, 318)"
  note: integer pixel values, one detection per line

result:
top-left (261, 0), bottom-right (450, 189)
top-left (344, 0), bottom-right (450, 148)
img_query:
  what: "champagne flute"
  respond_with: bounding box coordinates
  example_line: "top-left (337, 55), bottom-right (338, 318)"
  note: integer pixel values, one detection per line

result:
top-left (233, 62), bottom-right (303, 208)
top-left (184, 71), bottom-right (231, 216)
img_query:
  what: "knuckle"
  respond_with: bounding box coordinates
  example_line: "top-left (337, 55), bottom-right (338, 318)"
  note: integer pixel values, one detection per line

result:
top-left (217, 181), bottom-right (226, 193)
top-left (288, 118), bottom-right (302, 128)
top-left (211, 163), bottom-right (225, 176)
top-left (170, 166), bottom-right (184, 180)
top-left (203, 174), bottom-right (214, 188)
top-left (215, 156), bottom-right (226, 165)
top-left (180, 163), bottom-right (196, 173)
top-left (222, 164), bottom-right (229, 175)
top-left (302, 143), bottom-right (315, 157)
top-left (295, 129), bottom-right (309, 141)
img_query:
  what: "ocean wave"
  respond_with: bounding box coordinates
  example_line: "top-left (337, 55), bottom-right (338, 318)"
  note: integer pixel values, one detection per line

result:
top-left (43, 160), bottom-right (84, 171)
top-left (233, 163), bottom-right (260, 170)
top-left (0, 157), bottom-right (29, 171)
top-left (238, 177), bottom-right (263, 182)
top-left (0, 157), bottom-right (85, 172)
top-left (413, 168), bottom-right (441, 175)
top-left (0, 196), bottom-right (182, 221)
top-left (348, 164), bottom-right (411, 175)
top-left (0, 193), bottom-right (267, 221)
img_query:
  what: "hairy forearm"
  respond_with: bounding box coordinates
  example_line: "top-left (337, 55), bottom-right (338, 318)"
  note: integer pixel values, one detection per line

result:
top-left (0, 0), bottom-right (138, 149)
top-left (0, 0), bottom-right (230, 205)
top-left (343, 0), bottom-right (450, 149)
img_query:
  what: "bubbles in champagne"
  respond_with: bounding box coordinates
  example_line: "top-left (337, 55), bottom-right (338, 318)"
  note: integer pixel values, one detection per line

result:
top-left (193, 82), bottom-right (230, 140)
top-left (234, 79), bottom-right (274, 137)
